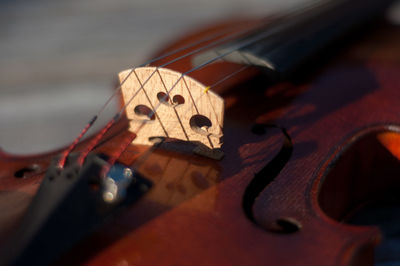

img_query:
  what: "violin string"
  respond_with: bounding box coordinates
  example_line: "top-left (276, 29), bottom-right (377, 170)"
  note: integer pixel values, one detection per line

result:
top-left (57, 23), bottom-right (257, 168)
top-left (111, 0), bottom-right (331, 148)
top-left (99, 17), bottom-right (299, 173)
top-left (115, 23), bottom-right (263, 114)
top-left (96, 24), bottom-right (252, 118)
top-left (96, 19), bottom-right (293, 174)
top-left (74, 24), bottom-right (271, 167)
top-left (102, 65), bottom-right (251, 177)
top-left (136, 65), bottom-right (250, 165)
top-left (63, 2), bottom-right (324, 169)
top-left (87, 64), bottom-right (250, 177)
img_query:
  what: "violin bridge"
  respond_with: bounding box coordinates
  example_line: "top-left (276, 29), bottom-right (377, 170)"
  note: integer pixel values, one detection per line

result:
top-left (118, 67), bottom-right (224, 160)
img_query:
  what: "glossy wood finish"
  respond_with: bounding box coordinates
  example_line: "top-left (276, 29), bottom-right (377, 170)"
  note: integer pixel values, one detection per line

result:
top-left (0, 17), bottom-right (399, 266)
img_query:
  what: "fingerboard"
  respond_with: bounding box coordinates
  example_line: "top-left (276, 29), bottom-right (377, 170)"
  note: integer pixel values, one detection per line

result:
top-left (193, 0), bottom-right (396, 78)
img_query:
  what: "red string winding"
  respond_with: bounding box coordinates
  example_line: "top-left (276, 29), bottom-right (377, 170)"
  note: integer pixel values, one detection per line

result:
top-left (77, 115), bottom-right (119, 166)
top-left (57, 116), bottom-right (97, 168)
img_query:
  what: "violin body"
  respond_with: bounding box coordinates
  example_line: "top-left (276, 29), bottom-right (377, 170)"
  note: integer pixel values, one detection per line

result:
top-left (1, 14), bottom-right (400, 266)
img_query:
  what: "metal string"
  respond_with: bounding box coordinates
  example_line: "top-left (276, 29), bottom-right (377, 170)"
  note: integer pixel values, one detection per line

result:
top-left (62, 1), bottom-right (330, 170)
top-left (102, 65), bottom-right (251, 177)
top-left (57, 23), bottom-right (256, 168)
top-left (72, 23), bottom-right (271, 167)
top-left (81, 20), bottom-right (287, 172)
top-left (155, 68), bottom-right (191, 141)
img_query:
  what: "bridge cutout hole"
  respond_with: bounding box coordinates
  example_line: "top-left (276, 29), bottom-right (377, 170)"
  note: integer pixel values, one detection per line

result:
top-left (157, 92), bottom-right (170, 105)
top-left (172, 95), bottom-right (185, 105)
top-left (134, 105), bottom-right (155, 120)
top-left (189, 115), bottom-right (212, 135)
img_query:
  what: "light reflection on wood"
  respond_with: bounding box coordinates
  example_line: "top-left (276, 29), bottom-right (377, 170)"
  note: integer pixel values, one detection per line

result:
top-left (137, 150), bottom-right (219, 208)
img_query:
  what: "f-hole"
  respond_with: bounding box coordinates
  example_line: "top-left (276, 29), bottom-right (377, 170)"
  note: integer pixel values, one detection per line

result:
top-left (242, 124), bottom-right (294, 232)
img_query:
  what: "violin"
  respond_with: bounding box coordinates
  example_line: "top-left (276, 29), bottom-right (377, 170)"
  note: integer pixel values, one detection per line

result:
top-left (1, 0), bottom-right (399, 265)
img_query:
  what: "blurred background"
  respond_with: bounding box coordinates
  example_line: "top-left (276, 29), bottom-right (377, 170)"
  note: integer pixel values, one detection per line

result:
top-left (0, 0), bottom-right (399, 155)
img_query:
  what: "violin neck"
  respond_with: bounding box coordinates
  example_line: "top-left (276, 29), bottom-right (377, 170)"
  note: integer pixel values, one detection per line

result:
top-left (193, 0), bottom-right (396, 78)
